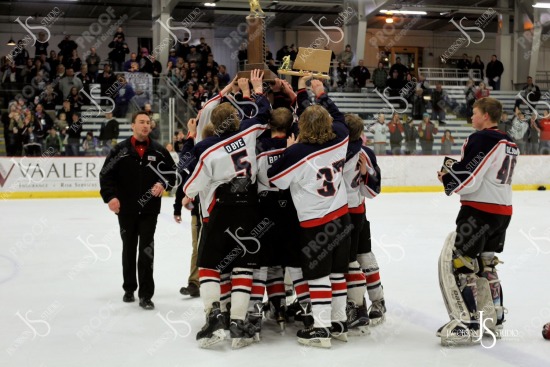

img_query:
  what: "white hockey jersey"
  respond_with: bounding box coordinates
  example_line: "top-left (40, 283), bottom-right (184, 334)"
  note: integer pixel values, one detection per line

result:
top-left (343, 140), bottom-right (381, 213)
top-left (442, 127), bottom-right (518, 215)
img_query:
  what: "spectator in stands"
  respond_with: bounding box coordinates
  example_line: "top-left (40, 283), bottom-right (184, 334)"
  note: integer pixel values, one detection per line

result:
top-left (390, 57), bottom-right (408, 80)
top-left (54, 64), bottom-right (66, 81)
top-left (387, 69), bottom-right (404, 98)
top-left (217, 65), bottom-right (230, 88)
top-left (498, 111), bottom-right (512, 135)
top-left (64, 49), bottom-right (82, 72)
top-left (30, 58), bottom-right (45, 80)
top-left (198, 38), bottom-right (212, 62)
top-left (338, 44), bottom-right (353, 66)
top-left (82, 131), bottom-right (99, 156)
top-left (412, 88), bottom-right (427, 119)
top-left (265, 45), bottom-right (273, 62)
top-left (55, 112), bottom-right (68, 131)
top-left (34, 103), bottom-right (53, 133)
top-left (48, 50), bottom-right (59, 73)
top-left (416, 74), bottom-right (429, 94)
top-left (99, 112), bottom-right (119, 147)
top-left (183, 83), bottom-right (195, 104)
top-left (173, 130), bottom-right (185, 153)
top-left (193, 84), bottom-right (211, 110)
top-left (59, 67), bottom-right (83, 99)
top-left (526, 113), bottom-right (540, 155)
top-left (457, 54), bottom-right (471, 71)
top-left (418, 112), bottom-right (438, 155)
top-left (441, 130), bottom-right (455, 155)
top-left (276, 45), bottom-right (290, 62)
top-left (20, 59), bottom-right (34, 84)
top-left (67, 86), bottom-right (85, 111)
top-left (369, 113), bottom-right (388, 155)
top-left (108, 34), bottom-right (130, 72)
top-left (471, 55), bottom-right (484, 81)
top-left (510, 107), bottom-right (528, 153)
top-left (168, 48), bottom-right (178, 66)
top-left (39, 54), bottom-right (51, 75)
top-left (402, 73), bottom-right (417, 104)
top-left (186, 46), bottom-right (202, 64)
top-left (77, 64), bottom-right (94, 104)
top-left (431, 83), bottom-right (448, 125)
top-left (514, 76), bottom-right (541, 111)
top-left (113, 81), bottom-right (135, 118)
top-left (66, 112), bottom-right (83, 156)
top-left (149, 118), bottom-right (160, 141)
top-left (22, 123), bottom-right (42, 156)
top-left (58, 34), bottom-right (78, 60)
top-left (388, 112), bottom-right (404, 155)
top-left (124, 53), bottom-right (138, 72)
top-left (39, 84), bottom-right (61, 110)
top-left (1, 59), bottom-right (17, 85)
top-left (475, 81), bottom-right (490, 100)
top-left (97, 64), bottom-right (117, 103)
top-left (14, 40), bottom-right (30, 67)
top-left (7, 105), bottom-right (24, 156)
top-left (85, 47), bottom-right (101, 78)
top-left (539, 109), bottom-right (550, 154)
top-left (141, 55), bottom-right (163, 77)
top-left (350, 59), bottom-right (370, 90)
top-left (34, 32), bottom-right (49, 58)
top-left (58, 100), bottom-right (74, 119)
top-left (486, 54), bottom-right (504, 90)
top-left (403, 115), bottom-right (419, 155)
top-left (45, 128), bottom-right (62, 155)
top-left (336, 61), bottom-right (348, 89)
top-left (464, 79), bottom-right (476, 123)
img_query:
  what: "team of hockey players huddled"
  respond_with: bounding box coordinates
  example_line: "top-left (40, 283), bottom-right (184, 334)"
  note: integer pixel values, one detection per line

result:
top-left (175, 69), bottom-right (511, 349)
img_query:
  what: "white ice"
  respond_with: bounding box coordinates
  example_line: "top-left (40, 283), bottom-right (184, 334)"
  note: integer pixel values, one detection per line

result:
top-left (1, 192), bottom-right (550, 367)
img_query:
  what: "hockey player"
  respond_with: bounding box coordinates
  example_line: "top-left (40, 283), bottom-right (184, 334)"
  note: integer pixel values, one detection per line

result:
top-left (437, 97), bottom-right (517, 345)
top-left (342, 114), bottom-right (386, 331)
top-left (181, 70), bottom-right (270, 349)
top-left (268, 76), bottom-right (351, 348)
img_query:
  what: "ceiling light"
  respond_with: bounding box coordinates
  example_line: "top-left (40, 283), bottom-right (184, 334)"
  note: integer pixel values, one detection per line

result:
top-left (386, 15), bottom-right (394, 23)
top-left (380, 9), bottom-right (427, 15)
top-left (204, 2), bottom-right (216, 6)
top-left (7, 37), bottom-right (16, 46)
top-left (533, 2), bottom-right (550, 8)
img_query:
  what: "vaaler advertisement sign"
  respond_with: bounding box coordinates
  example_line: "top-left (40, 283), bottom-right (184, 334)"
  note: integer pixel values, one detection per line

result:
top-left (0, 156), bottom-right (105, 198)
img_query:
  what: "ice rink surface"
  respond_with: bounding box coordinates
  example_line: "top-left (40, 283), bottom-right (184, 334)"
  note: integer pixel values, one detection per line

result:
top-left (1, 191), bottom-right (550, 367)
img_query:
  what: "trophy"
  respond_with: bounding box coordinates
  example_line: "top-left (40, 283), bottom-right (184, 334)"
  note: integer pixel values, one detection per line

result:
top-left (277, 47), bottom-right (332, 80)
top-left (236, 0), bottom-right (278, 80)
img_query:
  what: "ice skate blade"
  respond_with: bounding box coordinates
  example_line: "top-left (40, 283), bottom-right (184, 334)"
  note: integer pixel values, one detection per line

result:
top-left (297, 337), bottom-right (331, 348)
top-left (331, 332), bottom-right (348, 342)
top-left (369, 315), bottom-right (386, 326)
top-left (253, 333), bottom-right (261, 342)
top-left (348, 326), bottom-right (371, 336)
top-left (198, 329), bottom-right (225, 349)
top-left (440, 334), bottom-right (481, 347)
top-left (232, 337), bottom-right (255, 349)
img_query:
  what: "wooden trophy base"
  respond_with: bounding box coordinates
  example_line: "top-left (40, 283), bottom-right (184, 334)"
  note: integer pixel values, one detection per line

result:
top-left (237, 63), bottom-right (278, 81)
top-left (277, 69), bottom-right (331, 80)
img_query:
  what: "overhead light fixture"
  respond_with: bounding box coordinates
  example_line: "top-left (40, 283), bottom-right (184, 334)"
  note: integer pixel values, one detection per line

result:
top-left (386, 15), bottom-right (394, 23)
top-left (380, 9), bottom-right (427, 15)
top-left (533, 2), bottom-right (550, 8)
top-left (7, 38), bottom-right (16, 46)
top-left (204, 2), bottom-right (216, 6)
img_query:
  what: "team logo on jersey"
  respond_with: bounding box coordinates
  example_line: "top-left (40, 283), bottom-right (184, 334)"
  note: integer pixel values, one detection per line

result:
top-left (224, 137), bottom-right (246, 154)
top-left (147, 156), bottom-right (157, 161)
top-left (278, 200), bottom-right (287, 207)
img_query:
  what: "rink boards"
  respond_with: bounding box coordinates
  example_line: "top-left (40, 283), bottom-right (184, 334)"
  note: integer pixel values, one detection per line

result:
top-left (0, 156), bottom-right (548, 199)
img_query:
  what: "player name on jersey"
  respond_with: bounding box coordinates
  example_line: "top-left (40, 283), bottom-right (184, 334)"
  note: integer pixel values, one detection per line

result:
top-left (506, 145), bottom-right (519, 156)
top-left (224, 138), bottom-right (246, 154)
top-left (268, 154), bottom-right (282, 165)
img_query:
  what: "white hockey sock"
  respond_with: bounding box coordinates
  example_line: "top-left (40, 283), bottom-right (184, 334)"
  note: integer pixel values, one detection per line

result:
top-left (345, 261), bottom-right (366, 306)
top-left (288, 266), bottom-right (310, 303)
top-left (220, 272), bottom-right (231, 312)
top-left (266, 266), bottom-right (286, 300)
top-left (308, 276), bottom-right (332, 328)
top-left (358, 252), bottom-right (384, 302)
top-left (230, 268), bottom-right (253, 320)
top-left (330, 273), bottom-right (347, 322)
top-left (248, 267), bottom-right (267, 312)
top-left (198, 267), bottom-right (221, 312)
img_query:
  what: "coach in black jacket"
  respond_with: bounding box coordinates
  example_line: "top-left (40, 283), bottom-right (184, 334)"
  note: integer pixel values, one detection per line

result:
top-left (100, 112), bottom-right (176, 310)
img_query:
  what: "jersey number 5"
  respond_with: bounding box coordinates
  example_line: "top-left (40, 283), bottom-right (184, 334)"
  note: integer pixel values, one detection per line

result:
top-left (496, 155), bottom-right (517, 185)
top-left (231, 150), bottom-right (252, 177)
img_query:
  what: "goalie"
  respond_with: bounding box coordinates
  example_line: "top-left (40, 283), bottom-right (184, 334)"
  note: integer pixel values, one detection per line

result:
top-left (436, 98), bottom-right (518, 346)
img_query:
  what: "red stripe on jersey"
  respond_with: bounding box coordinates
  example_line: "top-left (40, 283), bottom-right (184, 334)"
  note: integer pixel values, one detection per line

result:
top-left (199, 268), bottom-right (220, 279)
top-left (348, 201), bottom-right (366, 214)
top-left (331, 282), bottom-right (347, 291)
top-left (232, 277), bottom-right (253, 287)
top-left (345, 273), bottom-right (366, 282)
top-left (461, 201), bottom-right (513, 215)
top-left (300, 205), bottom-right (349, 228)
top-left (295, 283), bottom-right (310, 295)
top-left (310, 290), bottom-right (333, 299)
top-left (270, 137), bottom-right (349, 182)
top-left (183, 126), bottom-right (266, 193)
top-left (207, 194), bottom-right (216, 214)
top-left (366, 273), bottom-right (380, 283)
top-left (267, 284), bottom-right (286, 294)
top-left (202, 217), bottom-right (209, 223)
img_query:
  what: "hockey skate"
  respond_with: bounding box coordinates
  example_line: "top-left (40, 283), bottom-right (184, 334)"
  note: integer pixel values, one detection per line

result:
top-left (330, 321), bottom-right (349, 342)
top-left (297, 326), bottom-right (331, 348)
top-left (264, 296), bottom-right (287, 331)
top-left (438, 319), bottom-right (481, 346)
top-left (196, 302), bottom-right (226, 348)
top-left (221, 302), bottom-right (231, 331)
top-left (346, 301), bottom-right (371, 336)
top-left (246, 302), bottom-right (264, 342)
top-left (287, 300), bottom-right (314, 328)
top-left (229, 319), bottom-right (256, 349)
top-left (368, 299), bottom-right (386, 326)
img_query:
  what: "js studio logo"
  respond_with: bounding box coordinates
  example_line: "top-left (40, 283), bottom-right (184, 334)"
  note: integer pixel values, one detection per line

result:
top-left (375, 88), bottom-right (409, 114)
top-left (15, 310), bottom-right (51, 339)
top-left (76, 234), bottom-right (112, 263)
top-left (156, 311), bottom-right (192, 339)
top-left (449, 17), bottom-right (485, 46)
top-left (155, 18), bottom-right (192, 45)
top-left (79, 86), bottom-right (115, 116)
top-left (14, 17), bottom-right (51, 45)
top-left (224, 227), bottom-right (261, 257)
